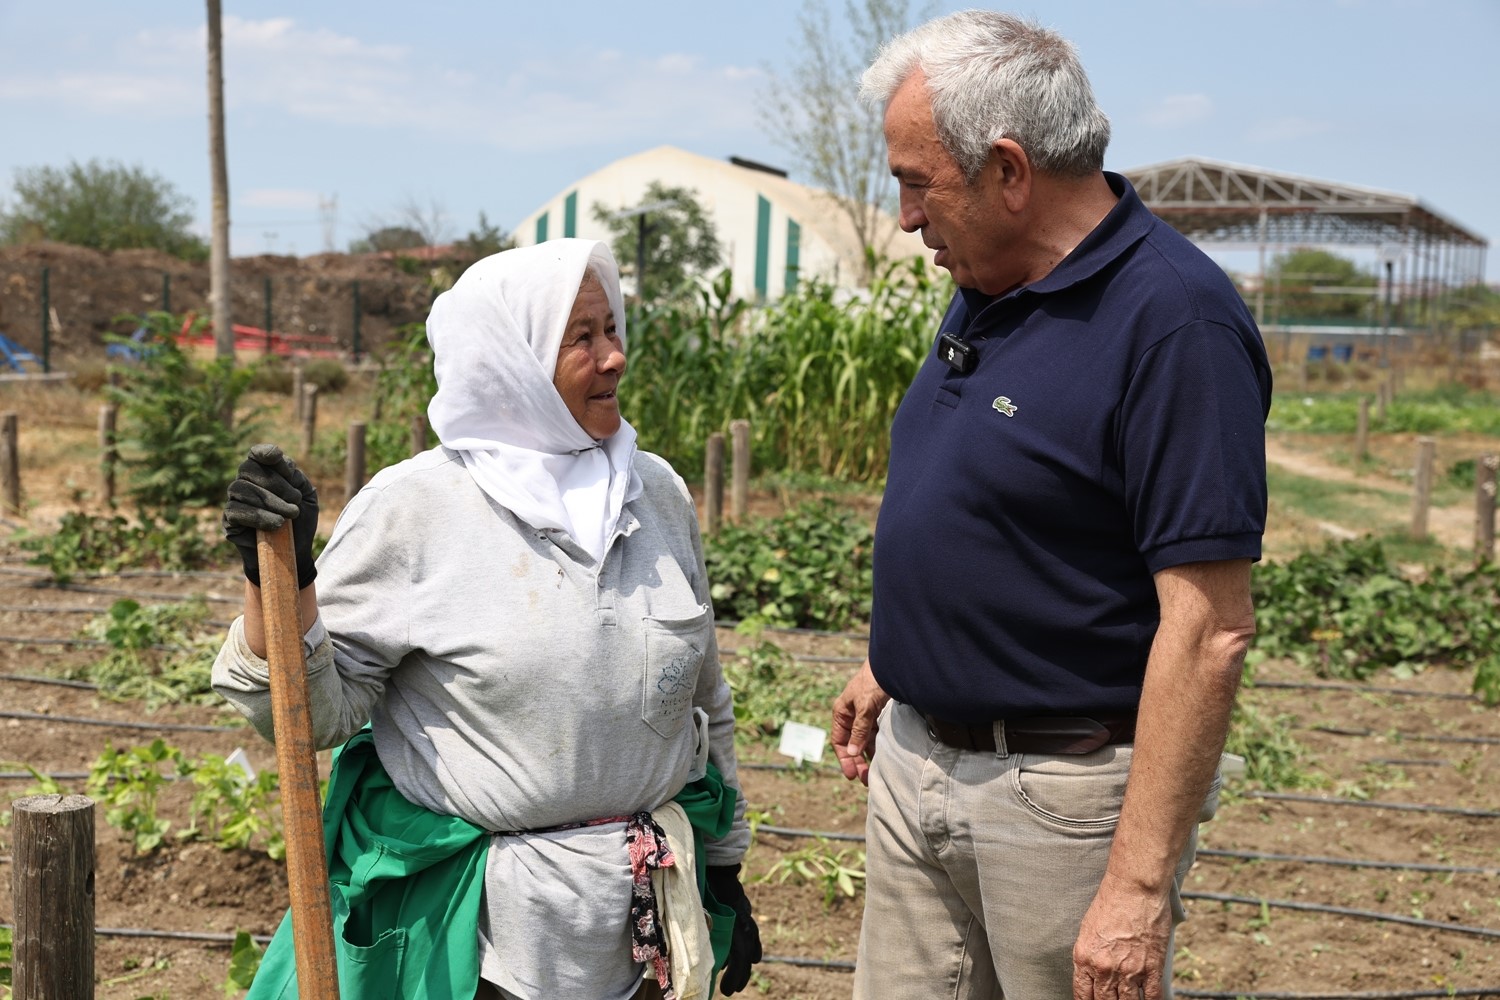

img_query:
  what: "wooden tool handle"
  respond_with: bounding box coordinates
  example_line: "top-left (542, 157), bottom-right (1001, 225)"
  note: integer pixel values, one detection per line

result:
top-left (258, 522), bottom-right (341, 999)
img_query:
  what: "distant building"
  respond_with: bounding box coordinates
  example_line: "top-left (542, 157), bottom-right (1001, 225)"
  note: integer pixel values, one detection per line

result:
top-left (511, 145), bottom-right (927, 301)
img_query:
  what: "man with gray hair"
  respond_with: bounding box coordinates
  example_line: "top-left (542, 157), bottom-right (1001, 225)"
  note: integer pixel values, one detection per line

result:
top-left (831, 10), bottom-right (1271, 999)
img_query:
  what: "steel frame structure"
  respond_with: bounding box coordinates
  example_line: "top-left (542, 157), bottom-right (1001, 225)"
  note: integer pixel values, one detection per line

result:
top-left (1123, 157), bottom-right (1488, 329)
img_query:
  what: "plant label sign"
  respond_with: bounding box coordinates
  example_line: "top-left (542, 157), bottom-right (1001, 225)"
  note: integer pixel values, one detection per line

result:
top-left (778, 721), bottom-right (827, 765)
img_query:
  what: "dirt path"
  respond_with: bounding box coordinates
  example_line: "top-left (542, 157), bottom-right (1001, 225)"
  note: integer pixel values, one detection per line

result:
top-left (1264, 437), bottom-right (1476, 550)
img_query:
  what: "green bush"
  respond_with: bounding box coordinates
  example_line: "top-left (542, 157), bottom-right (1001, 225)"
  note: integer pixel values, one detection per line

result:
top-left (301, 357), bottom-right (350, 394)
top-left (704, 499), bottom-right (874, 631)
top-left (1251, 537), bottom-right (1500, 703)
top-left (105, 312), bottom-right (262, 506)
top-left (17, 507), bottom-right (219, 584)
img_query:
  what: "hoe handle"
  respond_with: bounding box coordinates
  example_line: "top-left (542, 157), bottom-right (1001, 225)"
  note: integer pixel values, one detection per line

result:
top-left (258, 522), bottom-right (341, 999)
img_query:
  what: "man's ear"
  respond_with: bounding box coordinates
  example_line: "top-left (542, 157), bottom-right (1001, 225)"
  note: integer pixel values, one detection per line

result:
top-left (991, 138), bottom-right (1032, 213)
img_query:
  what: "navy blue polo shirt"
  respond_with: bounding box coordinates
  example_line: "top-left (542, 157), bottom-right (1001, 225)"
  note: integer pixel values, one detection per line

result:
top-left (868, 173), bottom-right (1271, 724)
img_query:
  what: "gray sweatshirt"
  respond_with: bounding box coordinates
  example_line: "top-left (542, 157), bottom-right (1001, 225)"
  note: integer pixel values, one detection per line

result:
top-left (213, 446), bottom-right (748, 998)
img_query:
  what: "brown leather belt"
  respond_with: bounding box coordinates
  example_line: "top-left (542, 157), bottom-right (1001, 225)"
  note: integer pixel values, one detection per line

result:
top-left (923, 713), bottom-right (1137, 755)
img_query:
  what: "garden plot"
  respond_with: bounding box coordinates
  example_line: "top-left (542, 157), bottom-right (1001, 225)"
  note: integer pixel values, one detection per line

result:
top-left (1, 559), bottom-right (1497, 999)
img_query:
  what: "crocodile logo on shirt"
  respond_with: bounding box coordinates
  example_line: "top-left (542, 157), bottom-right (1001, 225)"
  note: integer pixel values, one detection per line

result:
top-left (992, 396), bottom-right (1018, 417)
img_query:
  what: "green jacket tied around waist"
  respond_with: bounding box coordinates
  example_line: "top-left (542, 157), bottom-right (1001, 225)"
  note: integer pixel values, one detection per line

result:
top-left (248, 729), bottom-right (739, 999)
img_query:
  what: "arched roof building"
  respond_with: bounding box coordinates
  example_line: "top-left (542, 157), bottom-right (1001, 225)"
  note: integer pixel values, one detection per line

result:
top-left (511, 146), bottom-right (925, 301)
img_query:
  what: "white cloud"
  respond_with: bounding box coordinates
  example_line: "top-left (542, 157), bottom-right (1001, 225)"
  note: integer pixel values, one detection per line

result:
top-left (241, 189), bottom-right (321, 210)
top-left (0, 16), bottom-right (761, 153)
top-left (1142, 94), bottom-right (1213, 128)
top-left (1247, 116), bottom-right (1332, 142)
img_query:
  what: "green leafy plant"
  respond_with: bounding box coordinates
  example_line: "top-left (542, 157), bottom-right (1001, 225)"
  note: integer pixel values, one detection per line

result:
top-left (16, 506), bottom-right (218, 584)
top-left (87, 739), bottom-right (186, 854)
top-left (1251, 538), bottom-right (1500, 703)
top-left (79, 598), bottom-right (219, 707)
top-left (363, 322), bottom-right (437, 474)
top-left (1223, 696), bottom-right (1320, 791)
top-left (758, 839), bottom-right (866, 907)
top-left (723, 637), bottom-right (846, 749)
top-left (0, 925), bottom-right (11, 992)
top-left (224, 931), bottom-right (264, 996)
top-left (186, 754), bottom-right (285, 860)
top-left (705, 499), bottom-right (874, 631)
top-left (106, 311), bottom-right (263, 506)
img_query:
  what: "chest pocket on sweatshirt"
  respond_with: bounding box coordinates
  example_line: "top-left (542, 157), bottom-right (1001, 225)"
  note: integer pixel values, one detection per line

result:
top-left (642, 605), bottom-right (711, 739)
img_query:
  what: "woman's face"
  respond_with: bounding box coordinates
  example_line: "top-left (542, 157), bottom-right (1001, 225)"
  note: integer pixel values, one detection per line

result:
top-left (553, 275), bottom-right (626, 440)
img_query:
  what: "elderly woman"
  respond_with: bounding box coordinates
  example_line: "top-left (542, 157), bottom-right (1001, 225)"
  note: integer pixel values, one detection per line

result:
top-left (213, 240), bottom-right (760, 1000)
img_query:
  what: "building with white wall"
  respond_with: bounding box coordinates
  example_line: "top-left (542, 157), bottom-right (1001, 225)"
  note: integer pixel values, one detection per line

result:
top-left (511, 146), bottom-right (926, 301)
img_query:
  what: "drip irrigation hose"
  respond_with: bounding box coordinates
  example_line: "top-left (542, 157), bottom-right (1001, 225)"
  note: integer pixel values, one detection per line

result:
top-left (1, 672), bottom-right (99, 689)
top-left (1183, 891), bottom-right (1500, 940)
top-left (1313, 725), bottom-right (1500, 747)
top-left (720, 646), bottom-right (864, 665)
top-left (0, 709), bottom-right (243, 733)
top-left (1195, 847), bottom-right (1500, 876)
top-left (0, 566), bottom-right (239, 582)
top-left (757, 824), bottom-right (865, 843)
top-left (0, 922), bottom-right (272, 946)
top-left (1176, 989), bottom-right (1500, 999)
top-left (1250, 679), bottom-right (1480, 702)
top-left (715, 618), bottom-right (869, 642)
top-left (0, 634), bottom-right (189, 652)
top-left (1246, 790), bottom-right (1500, 818)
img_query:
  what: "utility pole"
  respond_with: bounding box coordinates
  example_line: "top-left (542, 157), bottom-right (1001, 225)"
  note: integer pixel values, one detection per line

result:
top-left (206, 0), bottom-right (233, 363)
top-left (609, 199), bottom-right (677, 302)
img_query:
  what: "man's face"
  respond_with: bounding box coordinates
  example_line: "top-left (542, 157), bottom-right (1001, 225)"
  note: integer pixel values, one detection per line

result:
top-left (884, 72), bottom-right (1016, 295)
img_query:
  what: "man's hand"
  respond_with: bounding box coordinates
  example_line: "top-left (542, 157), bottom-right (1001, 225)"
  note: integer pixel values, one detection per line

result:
top-left (223, 443), bottom-right (320, 589)
top-left (831, 658), bottom-right (889, 785)
top-left (1071, 870), bottom-right (1172, 1000)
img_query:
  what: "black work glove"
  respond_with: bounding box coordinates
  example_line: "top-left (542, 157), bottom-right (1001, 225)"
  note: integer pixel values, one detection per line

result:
top-left (706, 863), bottom-right (762, 995)
top-left (223, 443), bottom-right (319, 589)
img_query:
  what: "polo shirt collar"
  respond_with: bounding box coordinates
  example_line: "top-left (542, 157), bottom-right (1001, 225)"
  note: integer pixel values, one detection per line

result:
top-left (959, 171), bottom-right (1154, 318)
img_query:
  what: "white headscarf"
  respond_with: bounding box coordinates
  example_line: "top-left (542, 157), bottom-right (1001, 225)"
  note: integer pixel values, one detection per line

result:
top-left (425, 239), bottom-right (642, 562)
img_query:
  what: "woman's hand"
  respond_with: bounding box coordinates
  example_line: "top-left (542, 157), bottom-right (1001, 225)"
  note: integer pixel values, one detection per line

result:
top-left (706, 864), bottom-right (762, 994)
top-left (223, 443), bottom-right (320, 588)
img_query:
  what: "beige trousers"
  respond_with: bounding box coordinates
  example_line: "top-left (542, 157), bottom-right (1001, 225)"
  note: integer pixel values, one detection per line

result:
top-left (853, 701), bottom-right (1214, 1000)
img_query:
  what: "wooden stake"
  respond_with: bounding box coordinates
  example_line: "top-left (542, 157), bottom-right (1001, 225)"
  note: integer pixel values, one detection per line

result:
top-left (345, 421), bottom-right (366, 502)
top-left (257, 523), bottom-right (340, 999)
top-left (10, 794), bottom-right (94, 1000)
top-left (1355, 397), bottom-right (1370, 466)
top-left (99, 403), bottom-right (118, 507)
top-left (302, 384), bottom-right (319, 459)
top-left (705, 432), bottom-right (725, 536)
top-left (1477, 454), bottom-right (1498, 564)
top-left (1410, 437), bottom-right (1436, 540)
top-left (730, 419), bottom-right (750, 522)
top-left (411, 413), bottom-right (429, 456)
top-left (1, 412), bottom-right (19, 516)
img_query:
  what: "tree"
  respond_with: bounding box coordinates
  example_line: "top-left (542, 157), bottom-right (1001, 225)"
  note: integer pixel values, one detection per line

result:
top-left (349, 226), bottom-right (427, 254)
top-left (0, 160), bottom-right (206, 259)
top-left (454, 212), bottom-right (516, 261)
top-left (592, 183), bottom-right (723, 302)
top-left (1267, 248), bottom-right (1378, 323)
top-left (760, 0), bottom-right (933, 284)
top-left (206, 0), bottom-right (232, 361)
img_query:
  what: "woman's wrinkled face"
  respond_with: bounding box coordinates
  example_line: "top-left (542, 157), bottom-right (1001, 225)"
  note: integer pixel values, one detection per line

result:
top-left (553, 273), bottom-right (626, 440)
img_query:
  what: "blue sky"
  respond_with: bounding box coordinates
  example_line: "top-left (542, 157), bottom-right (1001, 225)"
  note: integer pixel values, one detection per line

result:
top-left (2, 0), bottom-right (1497, 282)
